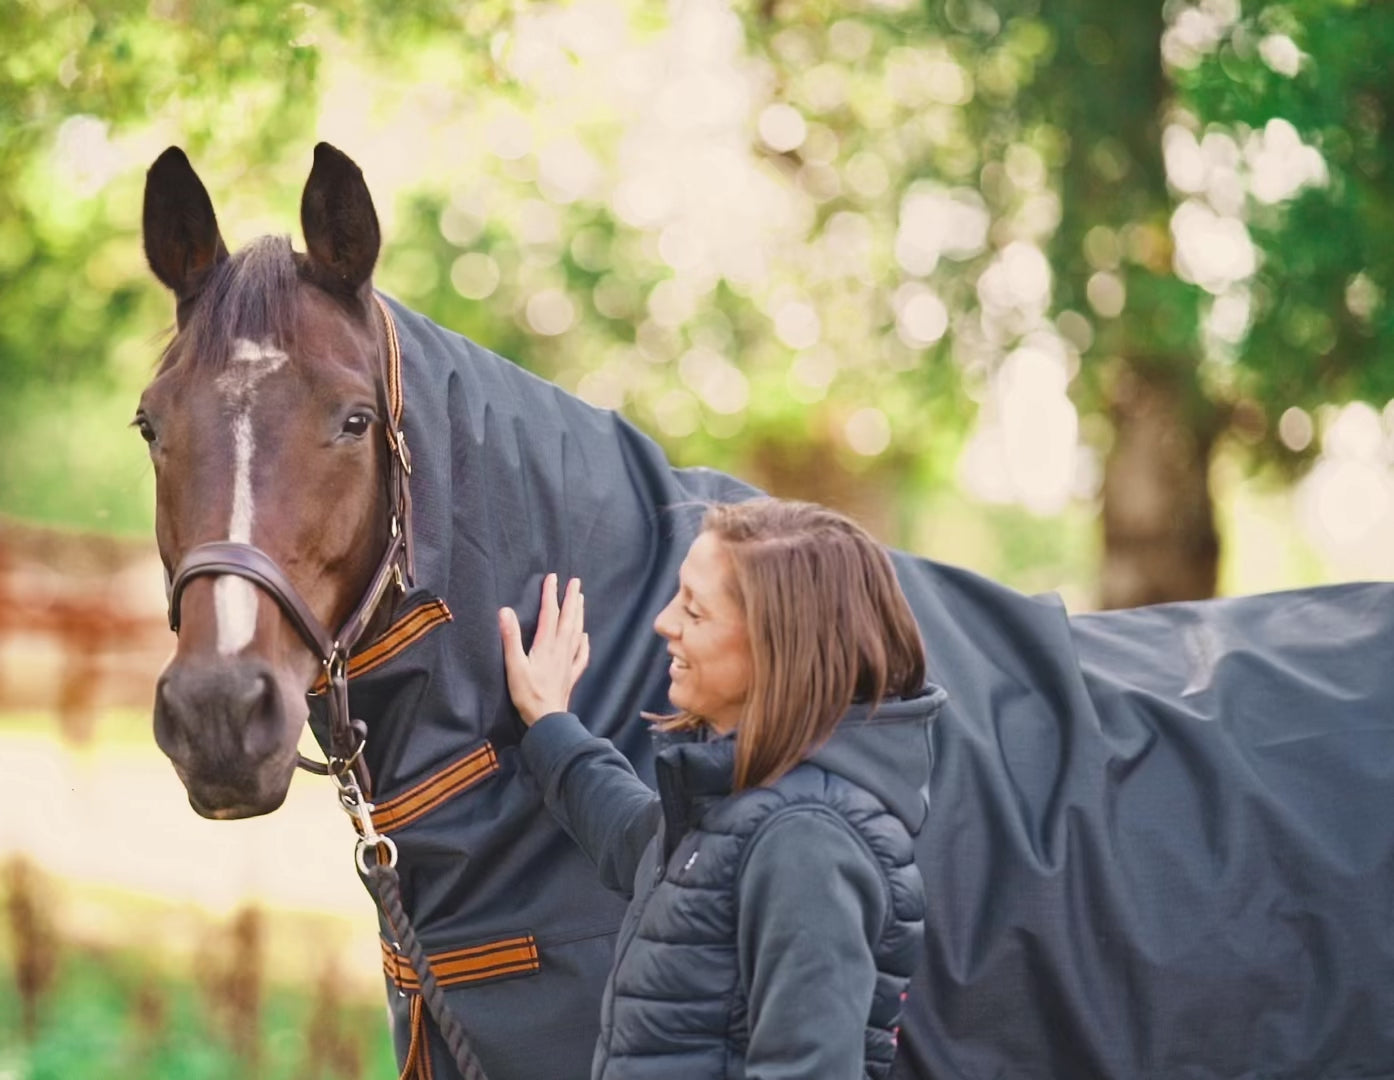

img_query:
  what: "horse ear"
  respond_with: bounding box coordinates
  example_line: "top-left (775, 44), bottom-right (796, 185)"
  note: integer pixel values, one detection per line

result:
top-left (300, 143), bottom-right (380, 297)
top-left (143, 147), bottom-right (228, 308)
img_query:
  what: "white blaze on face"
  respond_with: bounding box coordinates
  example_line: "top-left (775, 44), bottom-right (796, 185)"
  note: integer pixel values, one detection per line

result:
top-left (213, 339), bottom-right (287, 655)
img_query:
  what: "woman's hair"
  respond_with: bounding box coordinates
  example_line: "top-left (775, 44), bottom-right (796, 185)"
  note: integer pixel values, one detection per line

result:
top-left (660, 498), bottom-right (926, 790)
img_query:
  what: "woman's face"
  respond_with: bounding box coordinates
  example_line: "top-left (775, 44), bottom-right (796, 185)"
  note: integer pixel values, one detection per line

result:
top-left (653, 531), bottom-right (753, 733)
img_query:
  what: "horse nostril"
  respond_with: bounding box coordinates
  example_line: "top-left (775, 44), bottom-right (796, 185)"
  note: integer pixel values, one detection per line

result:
top-left (233, 673), bottom-right (270, 715)
top-left (153, 677), bottom-right (189, 760)
top-left (239, 672), bottom-right (285, 759)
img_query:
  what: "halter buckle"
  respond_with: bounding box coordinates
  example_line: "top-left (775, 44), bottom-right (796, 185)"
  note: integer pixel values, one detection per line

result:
top-left (324, 648), bottom-right (350, 696)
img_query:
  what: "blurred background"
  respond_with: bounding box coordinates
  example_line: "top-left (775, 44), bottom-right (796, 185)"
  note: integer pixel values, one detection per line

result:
top-left (2, 0), bottom-right (1391, 1075)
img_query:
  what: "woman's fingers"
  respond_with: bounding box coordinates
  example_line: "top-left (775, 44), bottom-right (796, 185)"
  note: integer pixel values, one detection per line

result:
top-left (558, 577), bottom-right (584, 640)
top-left (506, 575), bottom-right (583, 659)
top-left (499, 577), bottom-right (588, 726)
top-left (536, 572), bottom-right (560, 644)
top-left (498, 607), bottom-right (535, 712)
top-left (570, 631), bottom-right (590, 684)
top-left (498, 606), bottom-right (522, 663)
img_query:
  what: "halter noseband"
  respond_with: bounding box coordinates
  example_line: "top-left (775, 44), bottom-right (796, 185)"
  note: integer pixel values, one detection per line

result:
top-left (164, 295), bottom-right (414, 798)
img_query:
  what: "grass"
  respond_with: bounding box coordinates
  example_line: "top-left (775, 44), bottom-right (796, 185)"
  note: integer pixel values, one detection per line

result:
top-left (0, 854), bottom-right (397, 1080)
top-left (0, 932), bottom-right (397, 1080)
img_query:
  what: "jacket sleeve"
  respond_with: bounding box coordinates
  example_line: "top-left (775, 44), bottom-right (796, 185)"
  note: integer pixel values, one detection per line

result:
top-left (737, 807), bottom-right (888, 1080)
top-left (519, 710), bottom-right (661, 898)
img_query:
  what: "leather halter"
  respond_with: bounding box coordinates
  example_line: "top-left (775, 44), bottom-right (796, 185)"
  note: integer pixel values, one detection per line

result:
top-left (165, 295), bottom-right (415, 796)
top-left (161, 297), bottom-right (492, 1079)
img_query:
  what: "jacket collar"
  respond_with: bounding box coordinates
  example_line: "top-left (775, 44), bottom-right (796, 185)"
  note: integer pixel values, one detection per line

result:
top-left (652, 683), bottom-right (946, 852)
top-left (653, 729), bottom-right (735, 858)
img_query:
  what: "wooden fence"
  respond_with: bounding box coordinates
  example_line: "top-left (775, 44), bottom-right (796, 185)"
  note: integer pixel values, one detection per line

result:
top-left (0, 517), bottom-right (170, 740)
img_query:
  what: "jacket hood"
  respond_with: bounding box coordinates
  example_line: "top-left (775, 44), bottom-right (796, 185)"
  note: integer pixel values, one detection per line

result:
top-left (808, 683), bottom-right (945, 833)
top-left (655, 682), bottom-right (946, 837)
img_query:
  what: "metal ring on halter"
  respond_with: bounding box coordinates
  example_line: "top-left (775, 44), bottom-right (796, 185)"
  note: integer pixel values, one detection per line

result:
top-left (328, 735), bottom-right (366, 777)
top-left (357, 835), bottom-right (399, 874)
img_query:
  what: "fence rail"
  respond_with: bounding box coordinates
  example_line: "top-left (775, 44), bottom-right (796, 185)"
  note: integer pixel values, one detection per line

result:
top-left (0, 517), bottom-right (169, 739)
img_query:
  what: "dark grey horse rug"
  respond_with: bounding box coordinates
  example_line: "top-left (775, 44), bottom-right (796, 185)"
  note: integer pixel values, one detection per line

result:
top-left (307, 296), bottom-right (1394, 1080)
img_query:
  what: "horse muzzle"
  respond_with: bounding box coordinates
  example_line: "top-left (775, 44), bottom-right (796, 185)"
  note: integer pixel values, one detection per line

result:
top-left (154, 657), bottom-right (300, 818)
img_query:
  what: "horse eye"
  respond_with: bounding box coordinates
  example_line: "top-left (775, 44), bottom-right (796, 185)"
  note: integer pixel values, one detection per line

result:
top-left (342, 413), bottom-right (372, 438)
top-left (134, 416), bottom-right (156, 444)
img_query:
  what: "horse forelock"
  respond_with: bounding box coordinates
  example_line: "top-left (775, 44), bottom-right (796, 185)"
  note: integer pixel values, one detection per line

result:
top-left (165, 235), bottom-right (301, 371)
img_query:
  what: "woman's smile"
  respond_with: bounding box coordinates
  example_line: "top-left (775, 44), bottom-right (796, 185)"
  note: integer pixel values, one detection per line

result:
top-left (653, 531), bottom-right (752, 732)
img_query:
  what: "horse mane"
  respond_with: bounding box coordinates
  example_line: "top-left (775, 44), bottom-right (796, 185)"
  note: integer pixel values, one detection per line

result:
top-left (165, 235), bottom-right (300, 370)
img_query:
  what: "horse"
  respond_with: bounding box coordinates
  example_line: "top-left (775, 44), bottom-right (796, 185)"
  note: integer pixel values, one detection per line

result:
top-left (140, 143), bottom-right (1394, 1079)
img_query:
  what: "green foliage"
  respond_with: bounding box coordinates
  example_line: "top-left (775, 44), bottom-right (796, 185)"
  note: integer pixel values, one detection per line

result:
top-left (4, 0), bottom-right (1392, 596)
top-left (1, 946), bottom-right (394, 1080)
top-left (1177, 0), bottom-right (1394, 420)
top-left (0, 1), bottom-right (507, 532)
top-left (0, 382), bottom-right (155, 532)
top-left (1, 0), bottom-right (319, 385)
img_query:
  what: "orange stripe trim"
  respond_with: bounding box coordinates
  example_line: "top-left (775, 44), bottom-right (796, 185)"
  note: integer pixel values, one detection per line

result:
top-left (310, 599), bottom-right (452, 694)
top-left (398, 996), bottom-right (424, 1080)
top-left (341, 600), bottom-right (450, 678)
top-left (360, 743), bottom-right (499, 835)
top-left (381, 934), bottom-right (540, 991)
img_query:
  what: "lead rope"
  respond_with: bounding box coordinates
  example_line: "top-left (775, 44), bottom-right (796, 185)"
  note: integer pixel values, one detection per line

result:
top-left (366, 861), bottom-right (489, 1080)
top-left (346, 296), bottom-right (489, 1080)
top-left (338, 755), bottom-right (491, 1080)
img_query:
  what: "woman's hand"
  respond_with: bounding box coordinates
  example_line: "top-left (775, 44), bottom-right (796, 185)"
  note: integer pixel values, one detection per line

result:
top-left (499, 573), bottom-right (590, 727)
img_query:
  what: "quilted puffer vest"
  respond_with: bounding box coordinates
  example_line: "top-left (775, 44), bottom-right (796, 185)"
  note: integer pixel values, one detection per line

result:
top-left (592, 722), bottom-right (928, 1079)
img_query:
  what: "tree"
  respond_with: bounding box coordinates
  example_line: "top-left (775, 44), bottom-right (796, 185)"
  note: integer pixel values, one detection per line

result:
top-left (0, 1), bottom-right (512, 529)
top-left (746, 0), bottom-right (1394, 605)
top-left (1174, 3), bottom-right (1394, 477)
top-left (8, 0), bottom-right (1389, 603)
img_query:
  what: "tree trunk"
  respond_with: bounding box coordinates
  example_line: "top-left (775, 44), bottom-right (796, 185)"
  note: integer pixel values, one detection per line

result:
top-left (1099, 363), bottom-right (1220, 608)
top-left (746, 437), bottom-right (899, 546)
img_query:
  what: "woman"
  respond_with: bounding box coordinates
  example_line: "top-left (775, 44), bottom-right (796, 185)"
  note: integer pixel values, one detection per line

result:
top-left (498, 498), bottom-right (944, 1079)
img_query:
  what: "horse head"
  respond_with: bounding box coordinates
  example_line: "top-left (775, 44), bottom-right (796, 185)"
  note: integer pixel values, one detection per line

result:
top-left (140, 144), bottom-right (393, 818)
